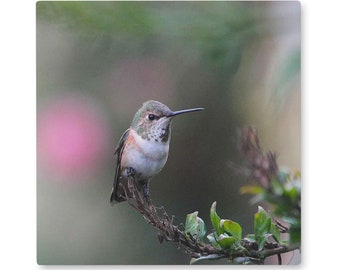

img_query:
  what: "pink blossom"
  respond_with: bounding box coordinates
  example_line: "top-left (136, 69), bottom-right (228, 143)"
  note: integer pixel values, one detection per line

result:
top-left (38, 97), bottom-right (109, 179)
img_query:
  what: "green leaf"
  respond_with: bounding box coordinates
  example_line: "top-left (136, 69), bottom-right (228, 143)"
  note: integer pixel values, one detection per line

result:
top-left (217, 233), bottom-right (235, 249)
top-left (270, 222), bottom-right (281, 244)
top-left (270, 180), bottom-right (283, 196)
top-left (254, 206), bottom-right (272, 250)
top-left (220, 219), bottom-right (242, 243)
top-left (207, 233), bottom-right (221, 249)
top-left (257, 235), bottom-right (268, 251)
top-left (289, 223), bottom-right (301, 244)
top-left (185, 211), bottom-right (206, 242)
top-left (254, 206), bottom-right (271, 236)
top-left (185, 211), bottom-right (198, 233)
top-left (240, 185), bottom-right (265, 195)
top-left (210, 201), bottom-right (223, 235)
top-left (244, 234), bottom-right (256, 242)
top-left (283, 186), bottom-right (299, 201)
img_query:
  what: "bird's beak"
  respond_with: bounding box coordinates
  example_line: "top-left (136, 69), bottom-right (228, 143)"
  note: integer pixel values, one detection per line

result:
top-left (168, 107), bottom-right (204, 117)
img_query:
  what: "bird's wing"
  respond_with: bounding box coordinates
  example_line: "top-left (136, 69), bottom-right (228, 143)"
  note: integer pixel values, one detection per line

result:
top-left (110, 128), bottom-right (130, 205)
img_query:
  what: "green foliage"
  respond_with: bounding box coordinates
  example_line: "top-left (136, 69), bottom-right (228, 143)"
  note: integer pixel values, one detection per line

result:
top-left (241, 168), bottom-right (301, 244)
top-left (36, 1), bottom-right (271, 73)
top-left (208, 202), bottom-right (242, 249)
top-left (254, 206), bottom-right (279, 250)
top-left (184, 211), bottom-right (206, 243)
top-left (208, 201), bottom-right (242, 250)
top-left (184, 201), bottom-right (286, 264)
top-left (237, 127), bottom-right (301, 246)
top-left (209, 201), bottom-right (223, 235)
top-left (220, 219), bottom-right (242, 245)
top-left (37, 1), bottom-right (154, 37)
top-left (254, 206), bottom-right (271, 250)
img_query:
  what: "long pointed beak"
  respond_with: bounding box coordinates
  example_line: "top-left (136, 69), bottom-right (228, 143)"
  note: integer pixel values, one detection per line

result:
top-left (168, 107), bottom-right (204, 117)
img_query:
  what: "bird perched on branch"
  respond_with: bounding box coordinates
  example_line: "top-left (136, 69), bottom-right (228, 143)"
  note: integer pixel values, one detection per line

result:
top-left (110, 100), bottom-right (204, 205)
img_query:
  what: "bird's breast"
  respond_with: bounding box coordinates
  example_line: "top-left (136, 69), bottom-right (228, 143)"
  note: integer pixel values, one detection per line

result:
top-left (121, 129), bottom-right (169, 179)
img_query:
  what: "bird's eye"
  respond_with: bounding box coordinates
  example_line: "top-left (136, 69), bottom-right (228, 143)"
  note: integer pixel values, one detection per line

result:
top-left (148, 114), bottom-right (155, 121)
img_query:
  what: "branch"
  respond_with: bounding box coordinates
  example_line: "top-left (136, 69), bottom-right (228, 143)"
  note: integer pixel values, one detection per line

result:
top-left (122, 178), bottom-right (221, 258)
top-left (121, 177), bottom-right (298, 264)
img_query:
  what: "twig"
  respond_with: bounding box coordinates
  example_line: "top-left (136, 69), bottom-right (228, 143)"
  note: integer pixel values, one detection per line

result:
top-left (120, 176), bottom-right (299, 263)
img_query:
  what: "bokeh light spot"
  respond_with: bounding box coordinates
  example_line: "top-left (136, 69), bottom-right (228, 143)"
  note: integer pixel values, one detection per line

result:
top-left (38, 96), bottom-right (109, 180)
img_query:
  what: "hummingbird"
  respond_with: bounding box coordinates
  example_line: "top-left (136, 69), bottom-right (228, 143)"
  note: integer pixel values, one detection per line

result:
top-left (110, 100), bottom-right (204, 205)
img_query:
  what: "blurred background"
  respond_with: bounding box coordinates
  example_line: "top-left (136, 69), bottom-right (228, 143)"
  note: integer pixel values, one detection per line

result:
top-left (36, 1), bottom-right (300, 265)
